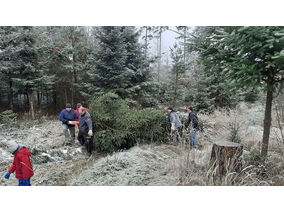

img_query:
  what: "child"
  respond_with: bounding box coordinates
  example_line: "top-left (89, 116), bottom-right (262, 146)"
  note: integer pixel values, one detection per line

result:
top-left (4, 141), bottom-right (34, 186)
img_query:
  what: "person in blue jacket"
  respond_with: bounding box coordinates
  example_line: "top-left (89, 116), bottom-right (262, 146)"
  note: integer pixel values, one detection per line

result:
top-left (59, 103), bottom-right (79, 143)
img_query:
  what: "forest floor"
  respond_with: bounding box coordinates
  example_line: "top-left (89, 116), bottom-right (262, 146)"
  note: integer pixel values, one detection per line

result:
top-left (0, 102), bottom-right (283, 186)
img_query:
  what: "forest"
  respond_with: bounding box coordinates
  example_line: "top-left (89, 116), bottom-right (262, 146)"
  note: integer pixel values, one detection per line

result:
top-left (0, 26), bottom-right (283, 186)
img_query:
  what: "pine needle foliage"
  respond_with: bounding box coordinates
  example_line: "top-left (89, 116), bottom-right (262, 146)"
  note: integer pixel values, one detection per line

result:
top-left (89, 92), bottom-right (168, 152)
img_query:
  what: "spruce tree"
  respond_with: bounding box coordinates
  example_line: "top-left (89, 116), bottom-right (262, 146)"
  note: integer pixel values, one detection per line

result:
top-left (189, 26), bottom-right (284, 161)
top-left (0, 26), bottom-right (21, 110)
top-left (188, 26), bottom-right (240, 110)
top-left (168, 43), bottom-right (186, 106)
top-left (90, 26), bottom-right (153, 105)
top-left (0, 27), bottom-right (46, 117)
top-left (223, 26), bottom-right (284, 161)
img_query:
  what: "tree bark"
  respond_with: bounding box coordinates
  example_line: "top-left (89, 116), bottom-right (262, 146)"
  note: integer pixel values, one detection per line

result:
top-left (28, 92), bottom-right (35, 119)
top-left (64, 88), bottom-right (68, 104)
top-left (174, 70), bottom-right (178, 107)
top-left (8, 76), bottom-right (13, 110)
top-left (53, 90), bottom-right (57, 111)
top-left (183, 27), bottom-right (186, 63)
top-left (145, 27), bottom-right (148, 58)
top-left (157, 29), bottom-right (162, 82)
top-left (261, 79), bottom-right (274, 162)
top-left (209, 141), bottom-right (243, 184)
top-left (37, 91), bottom-right (41, 108)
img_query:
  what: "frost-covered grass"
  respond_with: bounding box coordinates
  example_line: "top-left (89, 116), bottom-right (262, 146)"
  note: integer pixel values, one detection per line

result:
top-left (70, 144), bottom-right (178, 186)
top-left (169, 102), bottom-right (284, 186)
top-left (0, 102), bottom-right (283, 186)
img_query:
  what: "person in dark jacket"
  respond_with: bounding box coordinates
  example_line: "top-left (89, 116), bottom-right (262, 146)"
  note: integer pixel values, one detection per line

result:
top-left (59, 103), bottom-right (79, 143)
top-left (185, 107), bottom-right (199, 148)
top-left (4, 141), bottom-right (34, 186)
top-left (75, 103), bottom-right (89, 129)
top-left (168, 107), bottom-right (182, 145)
top-left (77, 106), bottom-right (93, 155)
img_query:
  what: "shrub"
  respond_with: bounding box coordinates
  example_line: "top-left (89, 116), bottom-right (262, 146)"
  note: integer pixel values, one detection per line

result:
top-left (89, 92), bottom-right (168, 152)
top-left (244, 149), bottom-right (262, 166)
top-left (229, 118), bottom-right (242, 143)
top-left (0, 110), bottom-right (17, 123)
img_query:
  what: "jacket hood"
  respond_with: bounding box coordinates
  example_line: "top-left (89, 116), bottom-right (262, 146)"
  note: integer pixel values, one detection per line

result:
top-left (18, 147), bottom-right (32, 157)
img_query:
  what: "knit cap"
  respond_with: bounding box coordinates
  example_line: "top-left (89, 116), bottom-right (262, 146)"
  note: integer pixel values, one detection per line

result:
top-left (6, 141), bottom-right (19, 153)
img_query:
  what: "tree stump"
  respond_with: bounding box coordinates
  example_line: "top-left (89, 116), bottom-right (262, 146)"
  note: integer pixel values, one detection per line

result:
top-left (209, 141), bottom-right (243, 184)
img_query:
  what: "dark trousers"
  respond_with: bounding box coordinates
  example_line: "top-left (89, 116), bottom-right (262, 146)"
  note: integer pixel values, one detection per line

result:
top-left (18, 179), bottom-right (31, 186)
top-left (77, 131), bottom-right (93, 154)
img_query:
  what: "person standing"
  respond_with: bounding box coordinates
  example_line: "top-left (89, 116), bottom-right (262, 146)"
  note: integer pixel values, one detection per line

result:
top-left (77, 106), bottom-right (93, 155)
top-left (75, 103), bottom-right (88, 129)
top-left (59, 103), bottom-right (79, 143)
top-left (167, 107), bottom-right (182, 145)
top-left (185, 107), bottom-right (199, 148)
top-left (4, 141), bottom-right (34, 186)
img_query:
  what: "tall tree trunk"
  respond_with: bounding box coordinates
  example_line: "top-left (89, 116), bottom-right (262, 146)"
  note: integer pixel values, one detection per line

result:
top-left (261, 78), bottom-right (274, 162)
top-left (46, 89), bottom-right (49, 106)
top-left (8, 76), bottom-right (13, 110)
top-left (71, 31), bottom-right (77, 106)
top-left (37, 91), bottom-right (41, 108)
top-left (174, 71), bottom-right (178, 107)
top-left (183, 27), bottom-right (186, 63)
top-left (26, 93), bottom-right (29, 106)
top-left (145, 27), bottom-right (148, 58)
top-left (28, 91), bottom-right (35, 119)
top-left (71, 85), bottom-right (74, 107)
top-left (64, 87), bottom-right (68, 104)
top-left (53, 90), bottom-right (57, 111)
top-left (157, 29), bottom-right (162, 82)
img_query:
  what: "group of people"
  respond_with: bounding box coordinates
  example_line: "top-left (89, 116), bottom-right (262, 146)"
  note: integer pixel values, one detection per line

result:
top-left (59, 103), bottom-right (94, 155)
top-left (3, 103), bottom-right (93, 186)
top-left (168, 106), bottom-right (199, 148)
top-left (3, 103), bottom-right (198, 186)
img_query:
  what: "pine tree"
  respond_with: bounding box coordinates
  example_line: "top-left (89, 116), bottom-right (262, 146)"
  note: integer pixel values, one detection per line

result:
top-left (89, 26), bottom-right (154, 105)
top-left (45, 26), bottom-right (92, 108)
top-left (168, 43), bottom-right (186, 106)
top-left (0, 27), bottom-right (47, 118)
top-left (189, 26), bottom-right (284, 161)
top-left (152, 26), bottom-right (169, 82)
top-left (0, 26), bottom-right (21, 110)
top-left (188, 26), bottom-right (240, 110)
top-left (222, 26), bottom-right (284, 161)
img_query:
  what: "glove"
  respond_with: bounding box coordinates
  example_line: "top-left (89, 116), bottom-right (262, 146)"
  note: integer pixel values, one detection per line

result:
top-left (171, 123), bottom-right (176, 131)
top-left (4, 172), bottom-right (10, 179)
top-left (88, 130), bottom-right (93, 136)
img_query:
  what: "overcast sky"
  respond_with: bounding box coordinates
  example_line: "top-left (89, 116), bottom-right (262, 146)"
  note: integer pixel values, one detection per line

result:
top-left (145, 26), bottom-right (194, 65)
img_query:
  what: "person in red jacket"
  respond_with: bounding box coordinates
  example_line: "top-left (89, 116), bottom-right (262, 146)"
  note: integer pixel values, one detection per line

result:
top-left (4, 141), bottom-right (34, 186)
top-left (75, 103), bottom-right (88, 129)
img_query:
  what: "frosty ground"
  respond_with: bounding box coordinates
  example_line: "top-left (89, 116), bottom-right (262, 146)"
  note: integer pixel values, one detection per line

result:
top-left (0, 102), bottom-right (283, 186)
top-left (0, 119), bottom-right (180, 186)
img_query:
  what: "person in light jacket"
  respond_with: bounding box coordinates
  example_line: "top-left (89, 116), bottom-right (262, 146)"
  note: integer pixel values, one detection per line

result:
top-left (167, 107), bottom-right (182, 145)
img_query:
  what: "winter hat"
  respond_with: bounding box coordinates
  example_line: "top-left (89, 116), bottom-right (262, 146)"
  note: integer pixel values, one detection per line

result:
top-left (76, 103), bottom-right (82, 109)
top-left (6, 141), bottom-right (19, 153)
top-left (66, 103), bottom-right (72, 108)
